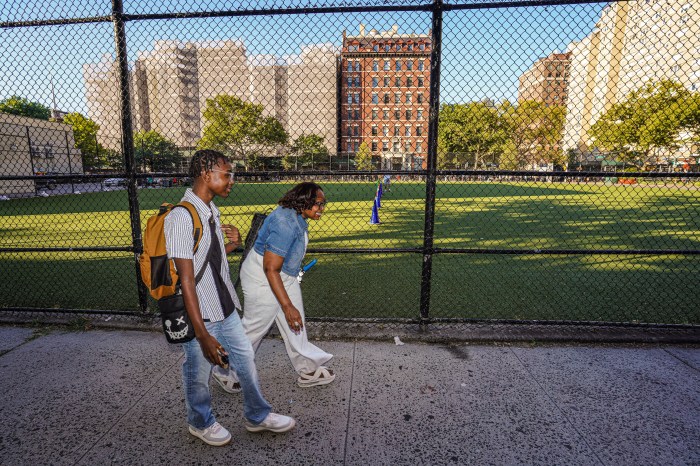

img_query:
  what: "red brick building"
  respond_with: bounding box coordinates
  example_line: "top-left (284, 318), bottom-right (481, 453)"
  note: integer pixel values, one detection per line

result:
top-left (340, 24), bottom-right (431, 169)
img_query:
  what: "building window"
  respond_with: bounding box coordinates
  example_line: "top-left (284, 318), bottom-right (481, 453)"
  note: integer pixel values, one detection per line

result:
top-left (372, 77), bottom-right (379, 87)
top-left (373, 61), bottom-right (379, 71)
top-left (347, 77), bottom-right (353, 88)
top-left (397, 43), bottom-right (403, 51)
top-left (354, 141), bottom-right (360, 152)
top-left (383, 60), bottom-right (390, 71)
top-left (416, 141), bottom-right (422, 152)
top-left (393, 141), bottom-right (400, 151)
top-left (418, 60), bottom-right (424, 71)
top-left (408, 44), bottom-right (414, 51)
top-left (354, 76), bottom-right (360, 87)
top-left (416, 125), bottom-right (423, 136)
top-left (417, 93), bottom-right (423, 103)
top-left (347, 127), bottom-right (352, 137)
top-left (383, 109), bottom-right (389, 119)
top-left (405, 126), bottom-right (411, 137)
top-left (372, 141), bottom-right (378, 151)
top-left (347, 62), bottom-right (352, 72)
top-left (395, 60), bottom-right (402, 71)
top-left (383, 125), bottom-right (389, 136)
top-left (346, 142), bottom-right (351, 152)
top-left (395, 77), bottom-right (401, 87)
top-left (384, 76), bottom-right (390, 87)
top-left (406, 109), bottom-right (412, 120)
top-left (372, 125), bottom-right (378, 136)
top-left (394, 93), bottom-right (401, 104)
top-left (385, 44), bottom-right (391, 52)
top-left (394, 109), bottom-right (401, 120)
top-left (394, 125), bottom-right (400, 136)
top-left (353, 126), bottom-right (359, 136)
top-left (354, 62), bottom-right (360, 71)
top-left (347, 110), bottom-right (353, 120)
top-left (419, 44), bottom-right (425, 51)
top-left (407, 60), bottom-right (413, 71)
top-left (384, 93), bottom-right (390, 104)
top-left (406, 93), bottom-right (412, 103)
top-left (382, 141), bottom-right (389, 152)
top-left (406, 76), bottom-right (413, 87)
top-left (372, 109), bottom-right (378, 120)
top-left (347, 95), bottom-right (352, 104)
top-left (372, 93), bottom-right (379, 104)
top-left (348, 45), bottom-right (358, 52)
top-left (404, 141), bottom-right (411, 152)
top-left (373, 44), bottom-right (379, 52)
top-left (353, 93), bottom-right (360, 104)
top-left (418, 77), bottom-right (424, 87)
top-left (417, 109), bottom-right (423, 120)
top-left (354, 109), bottom-right (360, 119)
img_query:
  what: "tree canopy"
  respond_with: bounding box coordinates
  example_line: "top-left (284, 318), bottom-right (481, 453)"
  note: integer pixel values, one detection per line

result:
top-left (589, 80), bottom-right (699, 163)
top-left (134, 130), bottom-right (180, 172)
top-left (354, 141), bottom-right (373, 170)
top-left (283, 134), bottom-right (330, 170)
top-left (63, 112), bottom-right (104, 170)
top-left (198, 95), bottom-right (288, 167)
top-left (0, 96), bottom-right (51, 120)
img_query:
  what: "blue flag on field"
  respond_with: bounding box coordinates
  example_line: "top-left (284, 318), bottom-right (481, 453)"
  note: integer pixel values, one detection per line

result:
top-left (370, 197), bottom-right (380, 224)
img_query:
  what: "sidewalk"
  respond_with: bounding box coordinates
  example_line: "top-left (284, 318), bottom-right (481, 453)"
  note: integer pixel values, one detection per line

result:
top-left (0, 325), bottom-right (698, 465)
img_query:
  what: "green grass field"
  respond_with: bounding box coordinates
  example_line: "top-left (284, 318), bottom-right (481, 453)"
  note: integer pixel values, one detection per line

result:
top-left (1, 181), bottom-right (698, 324)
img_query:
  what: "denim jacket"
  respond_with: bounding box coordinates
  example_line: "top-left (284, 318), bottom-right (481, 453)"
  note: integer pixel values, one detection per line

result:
top-left (253, 206), bottom-right (308, 277)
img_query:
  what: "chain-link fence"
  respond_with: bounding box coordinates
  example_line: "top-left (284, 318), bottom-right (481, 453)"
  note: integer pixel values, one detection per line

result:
top-left (1, 0), bottom-right (699, 339)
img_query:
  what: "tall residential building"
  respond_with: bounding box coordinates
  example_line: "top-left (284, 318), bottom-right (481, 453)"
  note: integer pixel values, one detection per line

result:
top-left (196, 40), bottom-right (249, 119)
top-left (249, 55), bottom-right (288, 128)
top-left (562, 0), bottom-right (700, 158)
top-left (518, 52), bottom-right (571, 106)
top-left (341, 24), bottom-right (431, 169)
top-left (286, 44), bottom-right (339, 153)
top-left (83, 54), bottom-right (132, 151)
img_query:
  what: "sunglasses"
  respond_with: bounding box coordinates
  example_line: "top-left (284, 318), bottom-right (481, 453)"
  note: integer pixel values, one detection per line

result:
top-left (313, 201), bottom-right (328, 208)
top-left (210, 169), bottom-right (235, 180)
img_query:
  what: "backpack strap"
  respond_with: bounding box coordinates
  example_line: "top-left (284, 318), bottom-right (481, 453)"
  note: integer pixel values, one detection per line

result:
top-left (174, 201), bottom-right (203, 255)
top-left (171, 202), bottom-right (212, 290)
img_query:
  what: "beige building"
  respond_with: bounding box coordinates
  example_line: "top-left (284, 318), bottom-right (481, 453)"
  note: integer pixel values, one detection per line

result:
top-left (562, 0), bottom-right (700, 159)
top-left (249, 55), bottom-right (288, 128)
top-left (518, 52), bottom-right (571, 106)
top-left (196, 40), bottom-right (249, 122)
top-left (286, 44), bottom-right (339, 153)
top-left (133, 41), bottom-right (200, 148)
top-left (83, 54), bottom-right (128, 152)
top-left (0, 112), bottom-right (83, 196)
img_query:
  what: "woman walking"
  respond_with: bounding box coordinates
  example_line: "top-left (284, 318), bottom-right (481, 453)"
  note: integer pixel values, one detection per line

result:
top-left (213, 182), bottom-right (335, 391)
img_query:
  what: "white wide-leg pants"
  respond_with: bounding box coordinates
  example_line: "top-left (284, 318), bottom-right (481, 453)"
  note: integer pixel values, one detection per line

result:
top-left (239, 250), bottom-right (332, 375)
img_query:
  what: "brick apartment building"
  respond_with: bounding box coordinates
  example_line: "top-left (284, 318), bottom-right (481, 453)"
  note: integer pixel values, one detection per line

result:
top-left (340, 24), bottom-right (431, 169)
top-left (518, 51), bottom-right (571, 107)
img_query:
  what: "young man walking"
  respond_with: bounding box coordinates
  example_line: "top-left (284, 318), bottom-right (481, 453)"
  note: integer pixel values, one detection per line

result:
top-left (164, 149), bottom-right (295, 446)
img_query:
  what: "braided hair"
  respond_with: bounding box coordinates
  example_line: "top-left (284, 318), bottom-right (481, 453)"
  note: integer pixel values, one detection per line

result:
top-left (188, 149), bottom-right (229, 179)
top-left (278, 182), bottom-right (323, 214)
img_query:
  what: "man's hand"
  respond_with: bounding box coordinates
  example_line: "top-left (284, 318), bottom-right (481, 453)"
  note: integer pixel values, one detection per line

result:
top-left (221, 224), bottom-right (241, 247)
top-left (198, 333), bottom-right (227, 367)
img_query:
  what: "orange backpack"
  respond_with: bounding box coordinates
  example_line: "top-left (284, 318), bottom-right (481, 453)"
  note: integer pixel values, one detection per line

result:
top-left (140, 202), bottom-right (203, 300)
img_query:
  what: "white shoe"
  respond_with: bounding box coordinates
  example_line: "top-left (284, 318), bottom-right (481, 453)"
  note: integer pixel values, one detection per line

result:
top-left (188, 422), bottom-right (231, 446)
top-left (244, 412), bottom-right (296, 433)
top-left (212, 367), bottom-right (241, 394)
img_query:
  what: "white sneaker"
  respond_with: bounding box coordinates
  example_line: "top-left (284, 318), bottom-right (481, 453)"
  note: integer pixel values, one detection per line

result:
top-left (244, 412), bottom-right (296, 433)
top-left (211, 367), bottom-right (241, 394)
top-left (188, 421), bottom-right (232, 446)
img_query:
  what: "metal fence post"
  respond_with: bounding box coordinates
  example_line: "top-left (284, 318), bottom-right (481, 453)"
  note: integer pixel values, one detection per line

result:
top-left (420, 0), bottom-right (444, 326)
top-left (112, 0), bottom-right (148, 313)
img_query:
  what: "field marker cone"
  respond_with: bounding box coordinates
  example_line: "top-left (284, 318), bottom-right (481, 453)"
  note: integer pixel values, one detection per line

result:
top-left (369, 197), bottom-right (381, 224)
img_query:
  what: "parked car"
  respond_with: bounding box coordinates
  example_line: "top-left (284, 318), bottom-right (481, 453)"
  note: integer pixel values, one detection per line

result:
top-left (35, 172), bottom-right (59, 190)
top-left (103, 177), bottom-right (127, 187)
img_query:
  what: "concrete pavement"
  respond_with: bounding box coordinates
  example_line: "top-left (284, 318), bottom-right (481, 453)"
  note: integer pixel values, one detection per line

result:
top-left (0, 325), bottom-right (698, 465)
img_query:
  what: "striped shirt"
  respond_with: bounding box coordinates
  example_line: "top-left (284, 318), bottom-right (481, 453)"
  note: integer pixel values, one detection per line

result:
top-left (163, 188), bottom-right (241, 322)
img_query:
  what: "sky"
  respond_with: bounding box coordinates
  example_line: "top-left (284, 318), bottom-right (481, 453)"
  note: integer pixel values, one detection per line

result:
top-left (0, 1), bottom-right (606, 115)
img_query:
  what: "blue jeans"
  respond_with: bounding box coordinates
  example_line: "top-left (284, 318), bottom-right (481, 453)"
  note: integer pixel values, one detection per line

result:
top-left (182, 312), bottom-right (271, 429)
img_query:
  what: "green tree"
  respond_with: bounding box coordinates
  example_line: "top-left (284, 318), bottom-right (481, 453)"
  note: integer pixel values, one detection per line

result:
top-left (133, 130), bottom-right (180, 172)
top-left (437, 102), bottom-right (507, 169)
top-left (198, 95), bottom-right (288, 167)
top-left (63, 112), bottom-right (104, 170)
top-left (589, 80), bottom-right (692, 163)
top-left (354, 142), bottom-right (373, 170)
top-left (0, 95), bottom-right (51, 120)
top-left (501, 100), bottom-right (566, 169)
top-left (285, 134), bottom-right (330, 170)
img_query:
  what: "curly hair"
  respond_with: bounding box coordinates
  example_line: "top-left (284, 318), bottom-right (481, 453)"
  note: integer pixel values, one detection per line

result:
top-left (188, 149), bottom-right (229, 179)
top-left (278, 182), bottom-right (323, 214)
